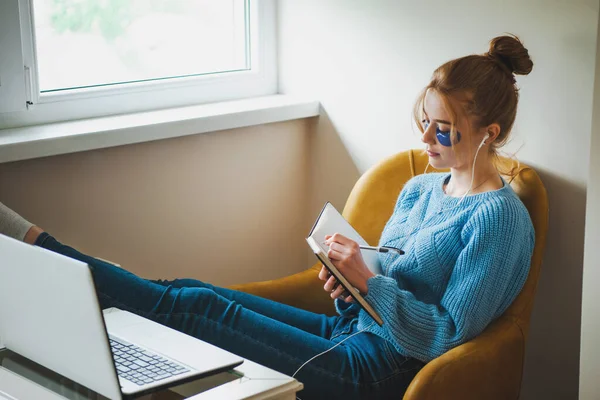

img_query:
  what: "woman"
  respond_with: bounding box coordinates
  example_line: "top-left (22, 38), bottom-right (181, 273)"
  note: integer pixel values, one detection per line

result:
top-left (0, 34), bottom-right (534, 399)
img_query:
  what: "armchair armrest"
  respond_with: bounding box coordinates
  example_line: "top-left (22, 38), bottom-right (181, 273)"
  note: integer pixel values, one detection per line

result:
top-left (404, 316), bottom-right (525, 400)
top-left (228, 263), bottom-right (336, 316)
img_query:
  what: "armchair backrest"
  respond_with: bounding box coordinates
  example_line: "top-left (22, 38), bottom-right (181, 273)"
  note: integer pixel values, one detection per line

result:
top-left (342, 149), bottom-right (549, 339)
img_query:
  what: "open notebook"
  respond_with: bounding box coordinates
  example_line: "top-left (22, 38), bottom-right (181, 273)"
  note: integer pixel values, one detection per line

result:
top-left (306, 202), bottom-right (384, 326)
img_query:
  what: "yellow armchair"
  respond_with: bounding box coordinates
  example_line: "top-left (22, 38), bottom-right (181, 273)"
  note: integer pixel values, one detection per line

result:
top-left (229, 149), bottom-right (549, 399)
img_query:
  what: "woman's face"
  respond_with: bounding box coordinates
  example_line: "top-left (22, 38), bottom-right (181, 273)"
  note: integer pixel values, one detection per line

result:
top-left (420, 89), bottom-right (487, 170)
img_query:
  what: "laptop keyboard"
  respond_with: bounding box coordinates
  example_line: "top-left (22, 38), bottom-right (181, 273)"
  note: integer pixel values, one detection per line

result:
top-left (109, 337), bottom-right (190, 386)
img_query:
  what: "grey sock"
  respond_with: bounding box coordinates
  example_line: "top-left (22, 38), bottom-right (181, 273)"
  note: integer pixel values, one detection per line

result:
top-left (0, 202), bottom-right (34, 241)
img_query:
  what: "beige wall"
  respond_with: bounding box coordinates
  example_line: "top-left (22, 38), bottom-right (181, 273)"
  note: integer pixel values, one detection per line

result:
top-left (278, 1), bottom-right (598, 398)
top-left (0, 119), bottom-right (316, 286)
top-left (579, 10), bottom-right (600, 399)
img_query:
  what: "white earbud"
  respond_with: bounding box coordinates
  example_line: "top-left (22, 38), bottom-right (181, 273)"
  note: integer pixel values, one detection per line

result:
top-left (479, 133), bottom-right (490, 148)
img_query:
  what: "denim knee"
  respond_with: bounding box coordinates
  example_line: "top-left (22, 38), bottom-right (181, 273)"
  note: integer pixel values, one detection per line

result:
top-left (170, 287), bottom-right (241, 322)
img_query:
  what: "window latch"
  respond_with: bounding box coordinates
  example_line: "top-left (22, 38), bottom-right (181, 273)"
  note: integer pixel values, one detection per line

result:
top-left (24, 66), bottom-right (34, 109)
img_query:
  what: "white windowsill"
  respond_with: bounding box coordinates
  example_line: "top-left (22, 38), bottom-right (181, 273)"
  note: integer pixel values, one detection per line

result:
top-left (0, 95), bottom-right (321, 164)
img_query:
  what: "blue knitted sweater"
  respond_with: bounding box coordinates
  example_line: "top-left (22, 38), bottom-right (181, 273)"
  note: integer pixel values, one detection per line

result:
top-left (335, 172), bottom-right (535, 362)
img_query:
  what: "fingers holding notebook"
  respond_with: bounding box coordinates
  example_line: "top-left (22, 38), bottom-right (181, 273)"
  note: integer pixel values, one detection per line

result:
top-left (317, 264), bottom-right (353, 302)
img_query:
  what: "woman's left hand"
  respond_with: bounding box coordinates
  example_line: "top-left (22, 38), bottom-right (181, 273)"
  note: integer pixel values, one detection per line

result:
top-left (324, 233), bottom-right (375, 299)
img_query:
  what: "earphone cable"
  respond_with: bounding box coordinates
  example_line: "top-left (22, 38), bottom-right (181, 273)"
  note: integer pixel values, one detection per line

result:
top-left (457, 136), bottom-right (487, 205)
top-left (292, 321), bottom-right (377, 391)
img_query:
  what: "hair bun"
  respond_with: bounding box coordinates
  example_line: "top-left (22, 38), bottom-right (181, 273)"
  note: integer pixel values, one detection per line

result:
top-left (487, 34), bottom-right (533, 76)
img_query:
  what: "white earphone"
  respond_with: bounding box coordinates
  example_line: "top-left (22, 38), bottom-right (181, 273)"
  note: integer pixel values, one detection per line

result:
top-left (478, 132), bottom-right (490, 149)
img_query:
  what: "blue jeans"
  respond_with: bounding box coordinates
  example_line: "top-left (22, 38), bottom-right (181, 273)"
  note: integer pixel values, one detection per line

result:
top-left (35, 233), bottom-right (423, 399)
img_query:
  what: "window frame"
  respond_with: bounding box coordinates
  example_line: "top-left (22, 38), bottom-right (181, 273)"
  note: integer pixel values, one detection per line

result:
top-left (0, 0), bottom-right (277, 129)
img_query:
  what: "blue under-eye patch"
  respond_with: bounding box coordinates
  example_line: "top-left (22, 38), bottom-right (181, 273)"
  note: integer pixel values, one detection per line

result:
top-left (423, 120), bottom-right (461, 147)
top-left (436, 129), bottom-right (461, 147)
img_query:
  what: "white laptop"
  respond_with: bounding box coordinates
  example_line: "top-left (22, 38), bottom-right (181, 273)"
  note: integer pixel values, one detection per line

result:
top-left (0, 234), bottom-right (244, 399)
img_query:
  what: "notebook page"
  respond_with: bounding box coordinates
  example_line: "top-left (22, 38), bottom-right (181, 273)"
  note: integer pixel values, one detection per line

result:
top-left (310, 203), bottom-right (383, 275)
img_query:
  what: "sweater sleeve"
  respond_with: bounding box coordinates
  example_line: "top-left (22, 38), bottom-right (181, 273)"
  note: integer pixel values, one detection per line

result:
top-left (363, 199), bottom-right (534, 361)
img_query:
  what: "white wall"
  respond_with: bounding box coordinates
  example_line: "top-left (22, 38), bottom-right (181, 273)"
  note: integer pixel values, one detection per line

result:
top-left (579, 10), bottom-right (600, 399)
top-left (279, 1), bottom-right (599, 398)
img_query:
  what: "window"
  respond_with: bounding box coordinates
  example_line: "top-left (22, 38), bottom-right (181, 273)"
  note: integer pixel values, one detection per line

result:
top-left (35, 0), bottom-right (249, 92)
top-left (0, 0), bottom-right (276, 128)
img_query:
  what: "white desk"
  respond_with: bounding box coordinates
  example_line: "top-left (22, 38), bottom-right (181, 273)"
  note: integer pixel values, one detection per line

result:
top-left (0, 347), bottom-right (302, 400)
